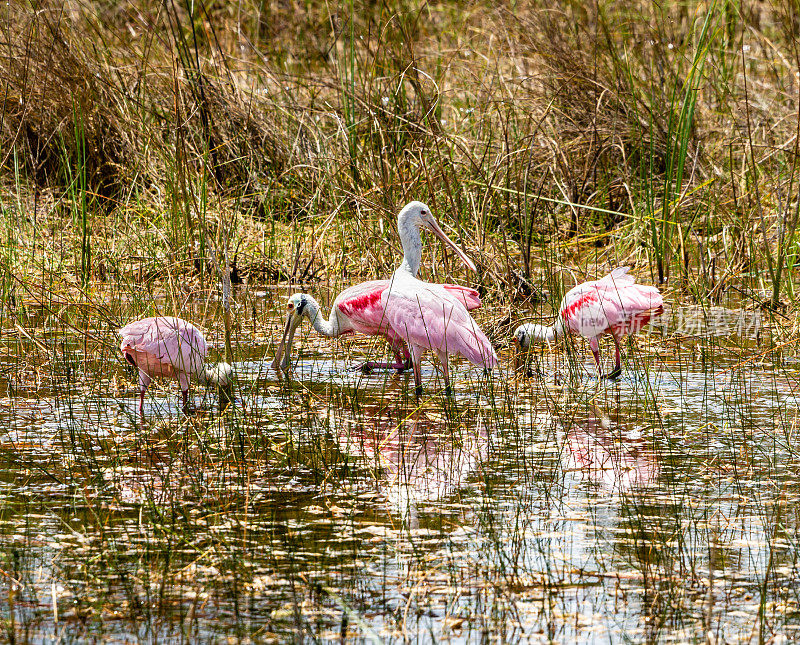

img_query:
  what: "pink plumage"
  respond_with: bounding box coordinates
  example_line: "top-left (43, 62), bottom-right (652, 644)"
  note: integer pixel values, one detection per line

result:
top-left (119, 316), bottom-right (229, 415)
top-left (559, 267), bottom-right (663, 340)
top-left (274, 280), bottom-right (483, 375)
top-left (441, 284), bottom-right (482, 310)
top-left (330, 280), bottom-right (412, 369)
top-left (273, 201), bottom-right (486, 386)
top-left (515, 267), bottom-right (663, 377)
top-left (337, 280), bottom-right (481, 326)
top-left (332, 280), bottom-right (392, 335)
top-left (381, 269), bottom-right (499, 394)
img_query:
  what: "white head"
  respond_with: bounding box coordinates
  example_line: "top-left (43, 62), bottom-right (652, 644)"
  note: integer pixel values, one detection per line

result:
top-left (203, 362), bottom-right (233, 387)
top-left (397, 201), bottom-right (477, 274)
top-left (513, 323), bottom-right (557, 350)
top-left (272, 294), bottom-right (319, 371)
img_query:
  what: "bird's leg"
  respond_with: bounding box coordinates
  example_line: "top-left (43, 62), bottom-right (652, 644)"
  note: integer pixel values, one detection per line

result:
top-left (137, 372), bottom-right (150, 418)
top-left (399, 345), bottom-right (412, 374)
top-left (591, 349), bottom-right (602, 376)
top-left (390, 347), bottom-right (410, 372)
top-left (589, 338), bottom-right (603, 378)
top-left (178, 372), bottom-right (194, 414)
top-left (389, 347), bottom-right (406, 372)
top-left (436, 351), bottom-right (453, 396)
top-left (355, 342), bottom-right (409, 374)
top-left (413, 362), bottom-right (423, 397)
top-left (409, 346), bottom-right (423, 397)
top-left (606, 334), bottom-right (623, 380)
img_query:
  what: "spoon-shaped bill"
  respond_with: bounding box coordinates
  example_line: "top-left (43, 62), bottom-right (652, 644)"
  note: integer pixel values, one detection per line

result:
top-left (425, 217), bottom-right (477, 273)
top-left (272, 314), bottom-right (300, 371)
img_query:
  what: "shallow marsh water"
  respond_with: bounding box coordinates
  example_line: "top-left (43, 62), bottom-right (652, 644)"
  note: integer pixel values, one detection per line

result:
top-left (0, 294), bottom-right (799, 643)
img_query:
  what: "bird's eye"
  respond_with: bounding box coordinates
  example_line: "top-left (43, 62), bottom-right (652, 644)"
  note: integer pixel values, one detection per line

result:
top-left (287, 303), bottom-right (294, 310)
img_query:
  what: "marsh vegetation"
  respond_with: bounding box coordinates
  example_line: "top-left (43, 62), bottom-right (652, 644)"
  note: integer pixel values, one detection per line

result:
top-left (2, 0), bottom-right (800, 641)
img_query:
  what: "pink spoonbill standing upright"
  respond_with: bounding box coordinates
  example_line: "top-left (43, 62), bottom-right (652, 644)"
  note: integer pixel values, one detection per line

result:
top-left (514, 267), bottom-right (663, 378)
top-left (120, 316), bottom-right (232, 416)
top-left (380, 264), bottom-right (499, 395)
top-left (272, 201), bottom-right (481, 375)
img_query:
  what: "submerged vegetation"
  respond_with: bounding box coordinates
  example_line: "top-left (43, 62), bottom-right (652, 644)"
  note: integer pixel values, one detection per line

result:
top-left (1, 0), bottom-right (800, 642)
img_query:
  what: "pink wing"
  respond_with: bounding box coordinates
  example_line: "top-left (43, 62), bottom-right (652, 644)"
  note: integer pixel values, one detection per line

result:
top-left (562, 267), bottom-right (635, 305)
top-left (333, 280), bottom-right (389, 335)
top-left (119, 317), bottom-right (207, 375)
top-left (381, 278), bottom-right (498, 368)
top-left (440, 284), bottom-right (481, 311)
top-left (559, 269), bottom-right (663, 338)
top-left (615, 284), bottom-right (663, 311)
top-left (591, 271), bottom-right (663, 329)
top-left (333, 278), bottom-right (481, 338)
top-left (607, 284), bottom-right (663, 333)
top-left (594, 266), bottom-right (636, 290)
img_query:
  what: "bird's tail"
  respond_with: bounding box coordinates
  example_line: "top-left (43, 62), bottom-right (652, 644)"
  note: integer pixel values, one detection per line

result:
top-left (459, 326), bottom-right (500, 369)
top-left (442, 284), bottom-right (482, 311)
top-left (201, 362), bottom-right (234, 387)
top-left (623, 285), bottom-right (663, 310)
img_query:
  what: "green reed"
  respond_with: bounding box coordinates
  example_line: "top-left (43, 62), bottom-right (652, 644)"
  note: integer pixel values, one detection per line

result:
top-left (1, 0), bottom-right (800, 642)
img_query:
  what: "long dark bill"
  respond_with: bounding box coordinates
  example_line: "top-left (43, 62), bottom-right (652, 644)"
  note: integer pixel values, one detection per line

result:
top-left (272, 314), bottom-right (299, 371)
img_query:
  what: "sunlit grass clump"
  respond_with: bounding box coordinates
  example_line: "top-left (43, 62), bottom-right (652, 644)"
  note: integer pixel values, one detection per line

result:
top-left (1, 0), bottom-right (800, 642)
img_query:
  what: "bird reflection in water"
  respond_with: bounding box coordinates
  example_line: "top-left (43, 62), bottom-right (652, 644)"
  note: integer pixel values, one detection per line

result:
top-left (563, 412), bottom-right (659, 494)
top-left (332, 407), bottom-right (488, 529)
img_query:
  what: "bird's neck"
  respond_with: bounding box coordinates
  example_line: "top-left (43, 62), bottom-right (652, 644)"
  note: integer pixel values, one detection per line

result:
top-left (552, 319), bottom-right (565, 339)
top-left (304, 298), bottom-right (339, 337)
top-left (398, 216), bottom-right (422, 276)
top-left (534, 321), bottom-right (562, 343)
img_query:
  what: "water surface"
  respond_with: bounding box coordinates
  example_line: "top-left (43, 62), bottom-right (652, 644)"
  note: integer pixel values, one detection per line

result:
top-left (0, 296), bottom-right (798, 643)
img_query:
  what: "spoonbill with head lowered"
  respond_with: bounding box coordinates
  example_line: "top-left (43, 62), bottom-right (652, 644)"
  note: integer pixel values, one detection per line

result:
top-left (120, 316), bottom-right (232, 416)
top-left (513, 267), bottom-right (663, 378)
top-left (272, 201), bottom-right (481, 374)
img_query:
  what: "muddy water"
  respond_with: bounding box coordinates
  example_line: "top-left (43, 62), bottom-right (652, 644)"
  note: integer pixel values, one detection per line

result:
top-left (0, 294), bottom-right (799, 643)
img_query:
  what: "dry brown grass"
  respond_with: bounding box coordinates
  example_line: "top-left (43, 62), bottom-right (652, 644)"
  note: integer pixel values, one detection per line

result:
top-left (1, 0), bottom-right (800, 314)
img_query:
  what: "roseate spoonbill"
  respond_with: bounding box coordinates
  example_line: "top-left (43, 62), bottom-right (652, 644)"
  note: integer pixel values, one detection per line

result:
top-left (514, 267), bottom-right (663, 378)
top-left (381, 267), bottom-right (499, 394)
top-left (272, 280), bottom-right (480, 372)
top-left (272, 201), bottom-right (480, 374)
top-left (119, 316), bottom-right (232, 415)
